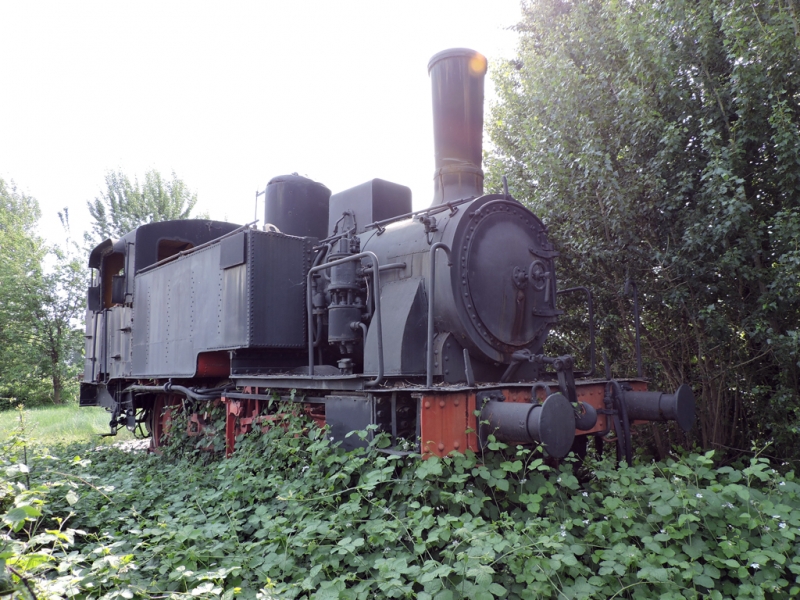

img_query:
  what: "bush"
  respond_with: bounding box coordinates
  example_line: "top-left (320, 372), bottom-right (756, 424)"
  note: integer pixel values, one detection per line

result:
top-left (2, 410), bottom-right (800, 598)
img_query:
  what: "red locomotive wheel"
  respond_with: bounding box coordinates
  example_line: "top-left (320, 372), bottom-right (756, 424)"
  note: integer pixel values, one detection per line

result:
top-left (149, 394), bottom-right (183, 453)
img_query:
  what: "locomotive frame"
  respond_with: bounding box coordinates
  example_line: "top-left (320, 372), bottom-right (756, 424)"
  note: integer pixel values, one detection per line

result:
top-left (79, 48), bottom-right (695, 462)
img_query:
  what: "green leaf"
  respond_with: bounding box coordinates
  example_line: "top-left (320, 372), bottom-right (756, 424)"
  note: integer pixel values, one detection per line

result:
top-left (655, 503), bottom-right (673, 516)
top-left (3, 506), bottom-right (40, 531)
top-left (693, 574), bottom-right (715, 588)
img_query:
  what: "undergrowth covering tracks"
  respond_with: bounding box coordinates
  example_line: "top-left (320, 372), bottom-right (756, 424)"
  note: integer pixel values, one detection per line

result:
top-left (2, 406), bottom-right (800, 599)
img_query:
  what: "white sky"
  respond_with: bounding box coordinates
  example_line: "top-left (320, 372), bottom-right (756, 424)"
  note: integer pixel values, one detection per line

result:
top-left (1, 1), bottom-right (522, 245)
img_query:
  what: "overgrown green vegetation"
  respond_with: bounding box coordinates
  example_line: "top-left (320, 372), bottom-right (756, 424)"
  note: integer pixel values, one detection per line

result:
top-left (487, 0), bottom-right (800, 459)
top-left (3, 408), bottom-right (800, 599)
top-left (0, 404), bottom-right (136, 447)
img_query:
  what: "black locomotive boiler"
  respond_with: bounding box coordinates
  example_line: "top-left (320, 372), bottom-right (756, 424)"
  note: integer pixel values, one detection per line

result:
top-left (80, 48), bottom-right (695, 461)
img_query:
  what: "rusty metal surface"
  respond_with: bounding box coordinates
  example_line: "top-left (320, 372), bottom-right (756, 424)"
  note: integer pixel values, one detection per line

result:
top-left (419, 392), bottom-right (475, 458)
top-left (416, 379), bottom-right (651, 459)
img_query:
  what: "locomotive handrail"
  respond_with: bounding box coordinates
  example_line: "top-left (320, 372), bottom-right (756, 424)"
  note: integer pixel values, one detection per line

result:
top-left (306, 251), bottom-right (384, 387)
top-left (427, 243), bottom-right (453, 387)
top-left (361, 196), bottom-right (476, 234)
top-left (137, 220), bottom-right (257, 275)
top-left (370, 262), bottom-right (407, 273)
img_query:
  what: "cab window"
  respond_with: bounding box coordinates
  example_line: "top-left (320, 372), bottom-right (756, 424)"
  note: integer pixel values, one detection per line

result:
top-left (101, 252), bottom-right (125, 307)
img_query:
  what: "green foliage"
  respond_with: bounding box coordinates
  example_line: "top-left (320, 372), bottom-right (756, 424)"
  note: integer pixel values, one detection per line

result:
top-left (4, 408), bottom-right (800, 598)
top-left (487, 0), bottom-right (800, 458)
top-left (0, 404), bottom-right (136, 446)
top-left (86, 169), bottom-right (201, 243)
top-left (0, 180), bottom-right (85, 407)
top-left (0, 179), bottom-right (49, 405)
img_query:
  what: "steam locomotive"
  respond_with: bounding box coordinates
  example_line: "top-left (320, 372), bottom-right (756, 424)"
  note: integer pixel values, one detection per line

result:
top-left (79, 48), bottom-right (695, 461)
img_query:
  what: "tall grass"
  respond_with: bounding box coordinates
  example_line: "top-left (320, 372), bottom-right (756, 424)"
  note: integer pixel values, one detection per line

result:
top-left (0, 403), bottom-right (137, 446)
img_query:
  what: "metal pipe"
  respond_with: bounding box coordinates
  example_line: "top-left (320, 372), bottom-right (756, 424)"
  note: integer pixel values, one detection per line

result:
top-left (123, 384), bottom-right (223, 401)
top-left (306, 251), bottom-right (384, 386)
top-left (426, 243), bottom-right (453, 387)
top-left (621, 383), bottom-right (695, 432)
top-left (359, 262), bottom-right (406, 274)
top-left (479, 392), bottom-right (575, 458)
top-left (360, 196), bottom-right (474, 234)
top-left (364, 252), bottom-right (384, 388)
top-left (610, 380), bottom-right (633, 466)
top-left (428, 48), bottom-right (488, 204)
top-left (311, 244), bottom-right (331, 348)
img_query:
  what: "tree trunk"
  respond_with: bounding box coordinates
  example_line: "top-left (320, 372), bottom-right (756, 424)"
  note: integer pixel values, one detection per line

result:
top-left (51, 361), bottom-right (62, 405)
top-left (52, 380), bottom-right (62, 404)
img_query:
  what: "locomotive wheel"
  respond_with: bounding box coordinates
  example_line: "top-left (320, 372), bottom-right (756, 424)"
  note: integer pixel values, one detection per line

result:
top-left (149, 394), bottom-right (182, 453)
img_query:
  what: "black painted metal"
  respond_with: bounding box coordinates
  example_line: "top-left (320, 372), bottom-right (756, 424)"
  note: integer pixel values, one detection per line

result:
top-left (87, 286), bottom-right (101, 311)
top-left (463, 348), bottom-right (475, 386)
top-left (111, 276), bottom-right (126, 304)
top-left (130, 228), bottom-right (310, 378)
top-left (449, 196), bottom-right (559, 360)
top-left (248, 230), bottom-right (311, 348)
top-left (131, 220), bottom-right (244, 275)
top-left (265, 174), bottom-right (331, 240)
top-left (328, 179), bottom-right (412, 237)
top-left (432, 333), bottom-right (505, 384)
top-left (357, 191), bottom-right (562, 369)
top-left (324, 395), bottom-right (373, 450)
top-left (428, 48), bottom-right (487, 204)
top-left (235, 375), bottom-right (365, 391)
top-left (622, 383), bottom-right (696, 432)
top-left (575, 402), bottom-right (598, 431)
top-left (362, 196), bottom-right (474, 234)
top-left (427, 243), bottom-right (452, 387)
top-left (327, 237), bottom-right (364, 349)
top-left (306, 251), bottom-right (384, 386)
top-left (220, 231), bottom-right (246, 269)
top-left (363, 278), bottom-right (427, 377)
top-left (610, 380), bottom-right (633, 466)
top-left (480, 392), bottom-right (575, 458)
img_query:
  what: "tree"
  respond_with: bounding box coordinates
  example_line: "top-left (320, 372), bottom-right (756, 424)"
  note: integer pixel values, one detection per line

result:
top-left (0, 181), bottom-right (86, 406)
top-left (0, 179), bottom-right (49, 405)
top-left (488, 0), bottom-right (800, 457)
top-left (86, 169), bottom-right (200, 243)
top-left (31, 210), bottom-right (87, 405)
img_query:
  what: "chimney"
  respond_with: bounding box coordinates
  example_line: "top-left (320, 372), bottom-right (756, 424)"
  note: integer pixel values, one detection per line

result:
top-left (428, 48), bottom-right (488, 205)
